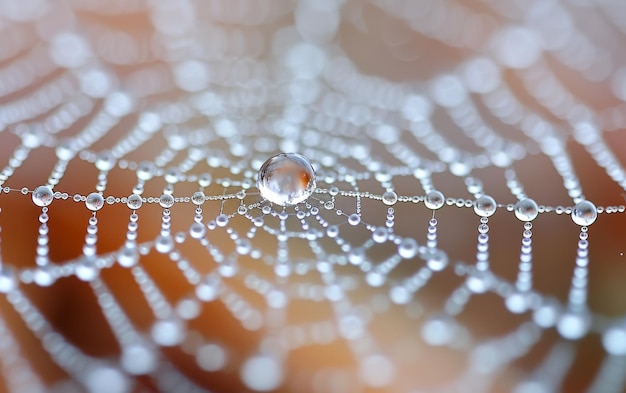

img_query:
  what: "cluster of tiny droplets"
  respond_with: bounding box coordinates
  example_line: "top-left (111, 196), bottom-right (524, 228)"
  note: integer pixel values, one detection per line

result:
top-left (0, 0), bottom-right (625, 393)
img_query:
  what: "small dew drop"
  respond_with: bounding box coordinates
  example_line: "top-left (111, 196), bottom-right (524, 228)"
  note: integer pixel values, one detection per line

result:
top-left (257, 153), bottom-right (316, 206)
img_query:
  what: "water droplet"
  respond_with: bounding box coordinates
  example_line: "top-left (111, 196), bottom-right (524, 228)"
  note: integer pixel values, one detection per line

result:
top-left (121, 344), bottom-right (157, 375)
top-left (466, 272), bottom-right (492, 293)
top-left (126, 194), bottom-right (142, 210)
top-left (557, 309), bottom-right (591, 340)
top-left (515, 198), bottom-right (539, 222)
top-left (136, 161), bottom-right (155, 180)
top-left (533, 299), bottom-right (560, 328)
top-left (192, 191), bottom-right (205, 205)
top-left (0, 267), bottom-right (17, 293)
top-left (85, 192), bottom-right (105, 211)
top-left (571, 200), bottom-right (597, 226)
top-left (154, 235), bottom-right (174, 253)
top-left (216, 214), bottom-right (229, 227)
top-left (424, 190), bottom-right (445, 210)
top-left (84, 365), bottom-right (129, 393)
top-left (32, 185), bottom-right (53, 207)
top-left (602, 325), bottom-right (626, 356)
top-left (196, 343), bottom-right (227, 372)
top-left (151, 317), bottom-right (185, 346)
top-left (240, 356), bottom-right (283, 392)
top-left (118, 247), bottom-right (139, 267)
top-left (348, 213), bottom-right (361, 225)
top-left (398, 238), bottom-right (418, 259)
top-left (348, 248), bottom-right (366, 264)
top-left (422, 315), bottom-right (454, 346)
top-left (425, 249), bottom-right (448, 271)
top-left (257, 153), bottom-right (316, 206)
top-left (474, 195), bottom-right (497, 217)
top-left (505, 291), bottom-right (529, 314)
top-left (75, 257), bottom-right (99, 281)
top-left (196, 274), bottom-right (221, 301)
top-left (372, 227), bottom-right (388, 243)
top-left (359, 355), bottom-right (395, 388)
top-left (55, 138), bottom-right (76, 160)
top-left (326, 225), bottom-right (339, 238)
top-left (381, 191), bottom-right (398, 206)
top-left (95, 150), bottom-right (116, 171)
top-left (159, 194), bottom-right (175, 208)
top-left (189, 222), bottom-right (206, 239)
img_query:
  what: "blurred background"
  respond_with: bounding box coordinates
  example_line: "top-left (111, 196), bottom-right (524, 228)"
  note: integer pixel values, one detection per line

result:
top-left (0, 0), bottom-right (625, 392)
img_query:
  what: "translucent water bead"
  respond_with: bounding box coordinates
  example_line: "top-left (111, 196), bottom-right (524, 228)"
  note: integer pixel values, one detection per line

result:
top-left (85, 192), bottom-right (105, 211)
top-left (257, 153), bottom-right (316, 206)
top-left (381, 191), bottom-right (398, 206)
top-left (126, 194), bottom-right (143, 210)
top-left (473, 195), bottom-right (497, 217)
top-left (424, 190), bottom-right (445, 210)
top-left (571, 200), bottom-right (597, 226)
top-left (32, 185), bottom-right (53, 207)
top-left (514, 198), bottom-right (539, 222)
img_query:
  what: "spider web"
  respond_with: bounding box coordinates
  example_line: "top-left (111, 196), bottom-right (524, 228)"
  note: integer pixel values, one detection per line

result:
top-left (0, 1), bottom-right (625, 392)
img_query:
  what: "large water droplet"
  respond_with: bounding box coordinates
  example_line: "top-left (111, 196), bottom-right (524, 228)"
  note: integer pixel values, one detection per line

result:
top-left (381, 191), bottom-right (398, 206)
top-left (421, 315), bottom-right (454, 345)
top-left (95, 150), bottom-right (116, 171)
top-left (240, 355), bottom-right (283, 392)
top-left (257, 153), bottom-right (316, 206)
top-left (424, 190), bottom-right (445, 210)
top-left (474, 195), bottom-right (497, 217)
top-left (151, 317), bottom-right (185, 346)
top-left (398, 238), bottom-right (418, 259)
top-left (425, 249), bottom-right (448, 271)
top-left (75, 257), bottom-right (99, 281)
top-left (192, 191), bottom-right (205, 205)
top-left (136, 161), bottom-right (155, 180)
top-left (189, 222), bottom-right (206, 239)
top-left (0, 267), bottom-right (17, 293)
top-left (118, 246), bottom-right (139, 267)
top-left (154, 235), bottom-right (174, 253)
top-left (602, 324), bottom-right (626, 356)
top-left (557, 309), bottom-right (591, 340)
top-left (32, 185), bottom-right (53, 207)
top-left (359, 354), bottom-right (395, 388)
top-left (571, 200), bottom-right (597, 226)
top-left (121, 344), bottom-right (157, 375)
top-left (515, 198), bottom-right (539, 222)
top-left (196, 343), bottom-right (227, 372)
top-left (85, 192), bottom-right (105, 211)
top-left (126, 194), bottom-right (143, 210)
top-left (159, 194), bottom-right (175, 208)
